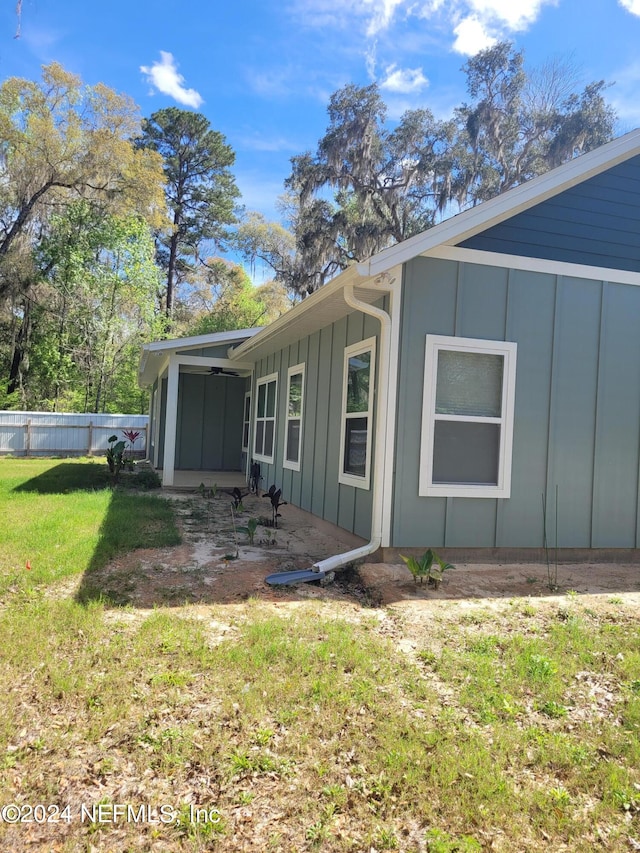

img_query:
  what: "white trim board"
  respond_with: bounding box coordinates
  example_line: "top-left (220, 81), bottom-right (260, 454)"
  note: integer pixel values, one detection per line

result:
top-left (283, 362), bottom-right (305, 473)
top-left (419, 335), bottom-right (517, 499)
top-left (338, 336), bottom-right (377, 491)
top-left (424, 246), bottom-right (640, 288)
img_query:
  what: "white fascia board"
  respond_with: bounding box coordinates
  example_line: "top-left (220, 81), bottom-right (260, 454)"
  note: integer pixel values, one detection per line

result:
top-left (142, 327), bottom-right (261, 357)
top-left (361, 129), bottom-right (640, 278)
top-left (427, 246), bottom-right (640, 287)
top-left (139, 328), bottom-right (260, 386)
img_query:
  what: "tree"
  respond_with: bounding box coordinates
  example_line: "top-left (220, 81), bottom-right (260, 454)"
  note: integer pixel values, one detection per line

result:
top-left (11, 202), bottom-right (163, 412)
top-left (276, 43), bottom-right (615, 296)
top-left (284, 84), bottom-right (451, 293)
top-left (179, 258), bottom-right (291, 336)
top-left (0, 62), bottom-right (166, 302)
top-left (0, 62), bottom-right (167, 402)
top-left (138, 108), bottom-right (240, 318)
top-left (454, 43), bottom-right (616, 207)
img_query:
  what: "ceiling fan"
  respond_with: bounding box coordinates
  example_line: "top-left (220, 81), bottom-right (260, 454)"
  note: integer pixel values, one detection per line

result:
top-left (208, 366), bottom-right (239, 377)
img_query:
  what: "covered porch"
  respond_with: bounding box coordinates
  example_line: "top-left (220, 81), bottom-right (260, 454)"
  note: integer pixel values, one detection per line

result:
top-left (139, 329), bottom-right (260, 488)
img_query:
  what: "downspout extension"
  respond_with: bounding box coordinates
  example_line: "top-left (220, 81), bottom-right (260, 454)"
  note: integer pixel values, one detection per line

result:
top-left (312, 283), bottom-right (392, 573)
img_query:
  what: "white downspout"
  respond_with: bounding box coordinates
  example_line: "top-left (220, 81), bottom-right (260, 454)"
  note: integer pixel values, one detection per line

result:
top-left (312, 283), bottom-right (392, 573)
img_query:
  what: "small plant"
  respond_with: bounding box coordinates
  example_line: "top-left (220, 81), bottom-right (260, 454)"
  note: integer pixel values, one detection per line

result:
top-left (400, 549), bottom-right (455, 588)
top-left (539, 699), bottom-right (567, 718)
top-left (230, 486), bottom-right (249, 511)
top-left (259, 527), bottom-right (278, 546)
top-left (249, 459), bottom-right (262, 494)
top-left (263, 485), bottom-right (287, 528)
top-left (547, 786), bottom-right (571, 809)
top-left (106, 434), bottom-right (126, 481)
top-left (425, 828), bottom-right (482, 852)
top-left (122, 429), bottom-right (141, 446)
top-left (196, 482), bottom-right (217, 500)
top-left (237, 517), bottom-right (259, 545)
top-left (230, 504), bottom-right (240, 558)
top-left (542, 486), bottom-right (559, 591)
top-left (121, 429), bottom-right (141, 471)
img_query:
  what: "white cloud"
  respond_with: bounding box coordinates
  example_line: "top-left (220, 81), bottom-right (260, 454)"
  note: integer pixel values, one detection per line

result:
top-left (619, 0), bottom-right (640, 14)
top-left (466, 0), bottom-right (554, 32)
top-left (452, 16), bottom-right (496, 54)
top-left (289, 0), bottom-right (405, 36)
top-left (380, 64), bottom-right (429, 93)
top-left (448, 0), bottom-right (555, 54)
top-left (140, 51), bottom-right (203, 108)
top-left (365, 0), bottom-right (406, 36)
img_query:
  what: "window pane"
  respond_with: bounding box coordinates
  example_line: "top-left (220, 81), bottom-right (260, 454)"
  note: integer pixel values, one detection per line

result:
top-left (264, 420), bottom-right (274, 456)
top-left (433, 421), bottom-right (500, 485)
top-left (244, 396), bottom-right (251, 420)
top-left (288, 373), bottom-right (303, 417)
top-left (266, 380), bottom-right (276, 417)
top-left (347, 351), bottom-right (370, 413)
top-left (286, 420), bottom-right (300, 463)
top-left (257, 383), bottom-right (266, 418)
top-left (343, 416), bottom-right (368, 477)
top-left (254, 420), bottom-right (264, 455)
top-left (436, 351), bottom-right (503, 417)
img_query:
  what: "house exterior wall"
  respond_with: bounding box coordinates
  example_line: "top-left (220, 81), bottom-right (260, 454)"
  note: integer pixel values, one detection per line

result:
top-left (392, 255), bottom-right (640, 548)
top-left (175, 374), bottom-right (246, 470)
top-left (460, 155), bottom-right (640, 272)
top-left (251, 308), bottom-right (383, 540)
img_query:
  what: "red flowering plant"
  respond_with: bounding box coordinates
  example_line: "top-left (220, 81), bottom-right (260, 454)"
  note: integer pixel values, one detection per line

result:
top-left (121, 429), bottom-right (142, 472)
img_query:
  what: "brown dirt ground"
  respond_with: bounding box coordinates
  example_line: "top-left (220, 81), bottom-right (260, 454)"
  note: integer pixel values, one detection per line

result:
top-left (75, 487), bottom-right (640, 614)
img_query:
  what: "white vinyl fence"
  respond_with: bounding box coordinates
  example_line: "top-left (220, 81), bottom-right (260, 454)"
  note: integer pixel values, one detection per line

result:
top-left (0, 411), bottom-right (148, 457)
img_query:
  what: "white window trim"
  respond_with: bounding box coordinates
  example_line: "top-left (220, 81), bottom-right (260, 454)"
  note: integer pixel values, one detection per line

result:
top-left (419, 334), bottom-right (517, 499)
top-left (339, 336), bottom-right (376, 490)
top-left (253, 372), bottom-right (278, 464)
top-left (283, 363), bottom-right (305, 472)
top-left (242, 391), bottom-right (251, 452)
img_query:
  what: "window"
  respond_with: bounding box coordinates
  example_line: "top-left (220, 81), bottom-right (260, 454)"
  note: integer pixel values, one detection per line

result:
top-left (242, 391), bottom-right (251, 452)
top-left (419, 335), bottom-right (517, 498)
top-left (339, 337), bottom-right (376, 489)
top-left (284, 364), bottom-right (305, 471)
top-left (254, 373), bottom-right (277, 463)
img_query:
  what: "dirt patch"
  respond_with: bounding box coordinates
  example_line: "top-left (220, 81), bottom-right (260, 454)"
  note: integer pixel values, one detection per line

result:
top-left (77, 490), bottom-right (370, 608)
top-left (358, 560), bottom-right (640, 607)
top-left (75, 486), bottom-right (640, 612)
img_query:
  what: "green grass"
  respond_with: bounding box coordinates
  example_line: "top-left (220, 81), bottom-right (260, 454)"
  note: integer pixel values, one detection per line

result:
top-left (0, 457), bottom-right (180, 597)
top-left (0, 458), bottom-right (638, 851)
top-left (0, 594), bottom-right (638, 851)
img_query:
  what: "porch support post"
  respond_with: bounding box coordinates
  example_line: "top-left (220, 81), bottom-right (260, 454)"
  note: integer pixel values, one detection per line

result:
top-left (162, 355), bottom-right (180, 487)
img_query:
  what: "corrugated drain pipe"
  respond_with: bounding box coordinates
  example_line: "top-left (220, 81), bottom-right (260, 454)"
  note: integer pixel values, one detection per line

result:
top-left (312, 284), bottom-right (391, 573)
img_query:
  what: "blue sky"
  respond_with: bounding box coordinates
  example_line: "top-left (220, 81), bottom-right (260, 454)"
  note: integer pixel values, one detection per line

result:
top-left (2, 0), bottom-right (640, 227)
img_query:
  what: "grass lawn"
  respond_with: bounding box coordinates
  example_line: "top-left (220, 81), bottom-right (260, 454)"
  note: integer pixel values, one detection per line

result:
top-left (0, 458), bottom-right (638, 851)
top-left (0, 457), bottom-right (180, 597)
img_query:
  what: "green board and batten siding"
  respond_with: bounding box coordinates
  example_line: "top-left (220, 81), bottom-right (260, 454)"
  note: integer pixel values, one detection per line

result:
top-left (175, 374), bottom-right (246, 471)
top-left (252, 309), bottom-right (382, 540)
top-left (393, 255), bottom-right (640, 549)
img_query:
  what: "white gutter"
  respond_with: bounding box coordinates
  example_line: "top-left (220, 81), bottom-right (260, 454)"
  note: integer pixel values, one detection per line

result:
top-left (312, 281), bottom-right (393, 573)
